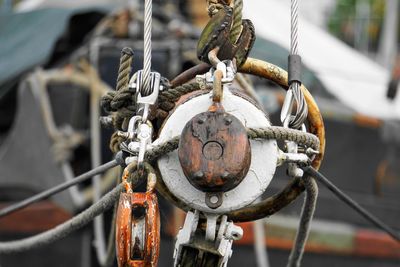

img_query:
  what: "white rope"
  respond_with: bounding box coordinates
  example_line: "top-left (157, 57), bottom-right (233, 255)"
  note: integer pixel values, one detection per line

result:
top-left (142, 0), bottom-right (152, 96)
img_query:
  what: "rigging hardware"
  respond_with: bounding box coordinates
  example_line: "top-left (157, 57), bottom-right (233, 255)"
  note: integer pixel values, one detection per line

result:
top-left (116, 164), bottom-right (160, 267)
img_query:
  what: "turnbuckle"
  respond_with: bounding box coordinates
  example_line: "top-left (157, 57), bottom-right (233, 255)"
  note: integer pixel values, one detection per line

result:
top-left (116, 165), bottom-right (160, 267)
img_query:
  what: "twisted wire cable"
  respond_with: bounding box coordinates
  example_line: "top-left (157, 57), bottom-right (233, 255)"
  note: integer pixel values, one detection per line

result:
top-left (142, 0), bottom-right (152, 96)
top-left (288, 0), bottom-right (308, 129)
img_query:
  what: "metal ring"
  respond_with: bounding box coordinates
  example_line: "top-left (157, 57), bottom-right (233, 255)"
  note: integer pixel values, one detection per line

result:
top-left (156, 58), bottom-right (325, 222)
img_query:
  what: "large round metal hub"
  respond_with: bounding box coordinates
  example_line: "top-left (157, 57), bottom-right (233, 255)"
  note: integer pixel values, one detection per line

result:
top-left (155, 88), bottom-right (278, 214)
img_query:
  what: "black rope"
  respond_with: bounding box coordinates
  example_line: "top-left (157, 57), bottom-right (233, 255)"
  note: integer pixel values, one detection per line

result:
top-left (0, 160), bottom-right (119, 219)
top-left (302, 166), bottom-right (400, 242)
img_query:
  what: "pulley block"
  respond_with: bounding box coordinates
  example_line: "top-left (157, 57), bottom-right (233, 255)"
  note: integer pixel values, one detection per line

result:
top-left (178, 107), bottom-right (251, 193)
top-left (116, 192), bottom-right (160, 267)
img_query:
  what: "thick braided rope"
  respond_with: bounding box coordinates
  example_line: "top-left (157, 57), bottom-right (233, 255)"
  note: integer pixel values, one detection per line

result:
top-left (158, 82), bottom-right (201, 112)
top-left (247, 127), bottom-right (320, 150)
top-left (0, 127), bottom-right (318, 254)
top-left (101, 48), bottom-right (134, 130)
top-left (0, 183), bottom-right (124, 254)
top-left (144, 126), bottom-right (319, 162)
top-left (230, 0), bottom-right (243, 43)
top-left (116, 48), bottom-right (133, 92)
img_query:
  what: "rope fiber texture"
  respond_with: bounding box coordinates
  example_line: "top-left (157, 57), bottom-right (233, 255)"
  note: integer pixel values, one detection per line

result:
top-left (0, 183), bottom-right (124, 254)
top-left (101, 48), bottom-right (134, 130)
top-left (2, 128), bottom-right (399, 255)
top-left (287, 176), bottom-right (318, 267)
top-left (207, 0), bottom-right (243, 43)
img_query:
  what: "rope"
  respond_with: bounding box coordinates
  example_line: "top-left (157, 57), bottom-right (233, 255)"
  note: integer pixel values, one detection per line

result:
top-left (230, 0), bottom-right (243, 43)
top-left (101, 201), bottom-right (117, 267)
top-left (207, 0), bottom-right (243, 44)
top-left (157, 82), bottom-right (201, 113)
top-left (0, 183), bottom-right (124, 254)
top-left (0, 126), bottom-right (318, 219)
top-left (116, 48), bottom-right (133, 92)
top-left (287, 176), bottom-right (318, 267)
top-left (0, 128), bottom-right (320, 255)
top-left (247, 127), bottom-right (319, 150)
top-left (0, 160), bottom-right (119, 218)
top-left (101, 48), bottom-right (134, 130)
top-left (302, 167), bottom-right (400, 242)
top-left (142, 0), bottom-right (152, 96)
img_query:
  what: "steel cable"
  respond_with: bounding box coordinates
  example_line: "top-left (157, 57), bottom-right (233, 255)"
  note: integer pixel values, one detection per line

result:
top-left (142, 0), bottom-right (152, 96)
top-left (302, 166), bottom-right (400, 242)
top-left (0, 160), bottom-right (119, 219)
top-left (284, 0), bottom-right (308, 129)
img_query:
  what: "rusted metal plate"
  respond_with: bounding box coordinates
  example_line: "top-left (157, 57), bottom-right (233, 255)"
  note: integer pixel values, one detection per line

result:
top-left (179, 110), bottom-right (251, 192)
top-left (116, 192), bottom-right (160, 267)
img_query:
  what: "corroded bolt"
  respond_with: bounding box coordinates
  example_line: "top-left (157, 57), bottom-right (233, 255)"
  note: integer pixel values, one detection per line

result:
top-left (222, 172), bottom-right (230, 179)
top-left (224, 117), bottom-right (232, 125)
top-left (197, 116), bottom-right (206, 124)
top-left (194, 171), bottom-right (204, 180)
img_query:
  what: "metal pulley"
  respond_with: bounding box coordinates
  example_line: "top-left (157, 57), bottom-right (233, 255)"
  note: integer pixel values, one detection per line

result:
top-left (116, 169), bottom-right (160, 267)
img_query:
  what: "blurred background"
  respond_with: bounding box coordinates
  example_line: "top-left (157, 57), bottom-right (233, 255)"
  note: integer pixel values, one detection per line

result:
top-left (0, 0), bottom-right (399, 266)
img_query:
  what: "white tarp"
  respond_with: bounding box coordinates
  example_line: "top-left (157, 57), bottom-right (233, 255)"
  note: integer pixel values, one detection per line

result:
top-left (244, 0), bottom-right (400, 120)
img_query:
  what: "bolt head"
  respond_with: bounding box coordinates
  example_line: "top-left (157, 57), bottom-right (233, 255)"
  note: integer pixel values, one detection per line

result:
top-left (222, 172), bottom-right (230, 179)
top-left (193, 171), bottom-right (204, 180)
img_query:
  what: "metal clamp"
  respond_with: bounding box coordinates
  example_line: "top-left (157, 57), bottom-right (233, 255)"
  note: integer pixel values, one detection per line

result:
top-left (136, 122), bottom-right (153, 166)
top-left (196, 60), bottom-right (236, 90)
top-left (173, 211), bottom-right (242, 267)
top-left (136, 70), bottom-right (162, 122)
top-left (281, 122), bottom-right (310, 178)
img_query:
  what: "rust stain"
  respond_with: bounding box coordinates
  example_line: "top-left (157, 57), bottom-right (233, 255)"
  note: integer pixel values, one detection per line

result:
top-left (116, 193), bottom-right (160, 267)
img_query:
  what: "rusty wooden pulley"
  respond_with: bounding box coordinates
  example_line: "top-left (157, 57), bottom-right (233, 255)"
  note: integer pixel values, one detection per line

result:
top-left (178, 106), bottom-right (251, 193)
top-left (116, 167), bottom-right (160, 267)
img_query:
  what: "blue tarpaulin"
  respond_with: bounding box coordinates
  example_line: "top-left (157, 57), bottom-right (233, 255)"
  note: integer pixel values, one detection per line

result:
top-left (0, 7), bottom-right (108, 96)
